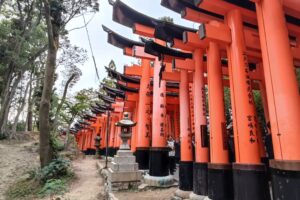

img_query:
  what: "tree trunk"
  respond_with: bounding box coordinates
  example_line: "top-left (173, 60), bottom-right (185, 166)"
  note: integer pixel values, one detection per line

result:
top-left (12, 75), bottom-right (32, 133)
top-left (53, 74), bottom-right (76, 131)
top-left (39, 0), bottom-right (60, 168)
top-left (0, 0), bottom-right (5, 12)
top-left (0, 73), bottom-right (23, 133)
top-left (26, 77), bottom-right (34, 131)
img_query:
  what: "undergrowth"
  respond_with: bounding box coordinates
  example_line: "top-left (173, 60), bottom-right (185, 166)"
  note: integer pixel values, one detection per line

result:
top-left (5, 157), bottom-right (74, 200)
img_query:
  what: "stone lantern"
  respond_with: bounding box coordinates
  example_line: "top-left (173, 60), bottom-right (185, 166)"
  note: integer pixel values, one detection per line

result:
top-left (115, 112), bottom-right (136, 150)
top-left (94, 134), bottom-right (101, 156)
top-left (107, 112), bottom-right (141, 191)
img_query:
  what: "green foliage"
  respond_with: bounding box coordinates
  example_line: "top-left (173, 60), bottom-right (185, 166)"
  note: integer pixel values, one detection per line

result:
top-left (224, 87), bottom-right (232, 124)
top-left (0, 132), bottom-right (7, 140)
top-left (5, 179), bottom-right (41, 200)
top-left (159, 16), bottom-right (174, 23)
top-left (39, 179), bottom-right (67, 197)
top-left (51, 135), bottom-right (65, 152)
top-left (5, 157), bottom-right (74, 199)
top-left (253, 90), bottom-right (266, 129)
top-left (38, 157), bottom-right (73, 183)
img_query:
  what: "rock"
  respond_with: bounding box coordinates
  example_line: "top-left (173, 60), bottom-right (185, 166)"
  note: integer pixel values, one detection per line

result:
top-left (138, 183), bottom-right (148, 190)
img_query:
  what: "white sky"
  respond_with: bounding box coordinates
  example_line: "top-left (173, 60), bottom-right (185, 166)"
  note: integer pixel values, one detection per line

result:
top-left (62, 0), bottom-right (199, 93)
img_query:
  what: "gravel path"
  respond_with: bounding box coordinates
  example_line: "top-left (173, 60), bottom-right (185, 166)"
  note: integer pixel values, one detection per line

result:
top-left (0, 140), bottom-right (39, 200)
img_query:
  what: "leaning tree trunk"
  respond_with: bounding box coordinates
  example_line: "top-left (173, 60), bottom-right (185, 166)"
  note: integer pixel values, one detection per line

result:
top-left (52, 73), bottom-right (76, 131)
top-left (26, 77), bottom-right (34, 131)
top-left (39, 0), bottom-right (60, 168)
top-left (0, 73), bottom-right (23, 133)
top-left (12, 75), bottom-right (32, 133)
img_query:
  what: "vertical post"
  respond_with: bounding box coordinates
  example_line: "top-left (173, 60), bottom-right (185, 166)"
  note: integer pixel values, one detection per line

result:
top-left (149, 58), bottom-right (169, 177)
top-left (192, 49), bottom-right (209, 197)
top-left (136, 59), bottom-right (151, 169)
top-left (105, 111), bottom-right (110, 169)
top-left (207, 42), bottom-right (233, 200)
top-left (130, 106), bottom-right (138, 153)
top-left (179, 69), bottom-right (194, 191)
top-left (226, 9), bottom-right (270, 200)
top-left (174, 105), bottom-right (180, 164)
top-left (258, 77), bottom-right (274, 159)
top-left (255, 0), bottom-right (300, 198)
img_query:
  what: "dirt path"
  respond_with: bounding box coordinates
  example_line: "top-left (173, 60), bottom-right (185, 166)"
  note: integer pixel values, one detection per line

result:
top-left (114, 187), bottom-right (177, 200)
top-left (59, 157), bottom-right (104, 200)
top-left (0, 140), bottom-right (39, 200)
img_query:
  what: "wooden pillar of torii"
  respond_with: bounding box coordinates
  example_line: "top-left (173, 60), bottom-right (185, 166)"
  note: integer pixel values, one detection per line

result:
top-left (154, 10), bottom-right (270, 200)
top-left (185, 0), bottom-right (300, 198)
top-left (160, 2), bottom-right (269, 199)
top-left (103, 24), bottom-right (181, 173)
top-left (253, 0), bottom-right (300, 198)
top-left (142, 38), bottom-right (195, 190)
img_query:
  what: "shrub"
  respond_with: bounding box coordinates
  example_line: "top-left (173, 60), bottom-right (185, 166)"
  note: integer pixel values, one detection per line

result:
top-left (5, 179), bottom-right (40, 200)
top-left (38, 157), bottom-right (73, 183)
top-left (0, 132), bottom-right (8, 140)
top-left (39, 179), bottom-right (67, 197)
top-left (51, 135), bottom-right (65, 152)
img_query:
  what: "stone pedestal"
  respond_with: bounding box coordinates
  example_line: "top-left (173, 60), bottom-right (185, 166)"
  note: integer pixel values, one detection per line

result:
top-left (108, 149), bottom-right (142, 191)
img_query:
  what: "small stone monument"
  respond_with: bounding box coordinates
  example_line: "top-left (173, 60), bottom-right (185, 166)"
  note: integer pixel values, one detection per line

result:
top-left (107, 112), bottom-right (142, 191)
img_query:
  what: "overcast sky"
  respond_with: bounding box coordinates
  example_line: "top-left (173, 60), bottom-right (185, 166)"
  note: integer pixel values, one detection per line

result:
top-left (62, 0), bottom-right (198, 94)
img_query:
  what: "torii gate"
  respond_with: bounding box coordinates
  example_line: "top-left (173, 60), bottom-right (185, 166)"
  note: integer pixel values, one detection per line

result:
top-left (162, 0), bottom-right (300, 199)
top-left (103, 25), bottom-right (181, 174)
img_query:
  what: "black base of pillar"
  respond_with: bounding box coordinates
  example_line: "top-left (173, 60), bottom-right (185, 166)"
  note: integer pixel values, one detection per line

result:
top-left (270, 160), bottom-right (300, 200)
top-left (136, 147), bottom-right (150, 170)
top-left (175, 142), bottom-right (180, 164)
top-left (193, 162), bottom-right (208, 196)
top-left (87, 149), bottom-right (96, 155)
top-left (208, 163), bottom-right (233, 200)
top-left (108, 147), bottom-right (117, 157)
top-left (83, 149), bottom-right (96, 155)
top-left (233, 163), bottom-right (271, 200)
top-left (149, 147), bottom-right (169, 177)
top-left (112, 148), bottom-right (118, 156)
top-left (99, 148), bottom-right (105, 156)
top-left (179, 161), bottom-right (193, 191)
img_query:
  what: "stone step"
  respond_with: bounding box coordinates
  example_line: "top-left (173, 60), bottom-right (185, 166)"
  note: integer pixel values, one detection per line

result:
top-left (116, 150), bottom-right (133, 157)
top-left (111, 162), bottom-right (138, 172)
top-left (108, 168), bottom-right (142, 182)
top-left (113, 155), bottom-right (136, 164)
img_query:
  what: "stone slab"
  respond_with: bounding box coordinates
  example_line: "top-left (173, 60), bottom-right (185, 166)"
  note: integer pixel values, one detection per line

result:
top-left (108, 168), bottom-right (142, 182)
top-left (189, 192), bottom-right (208, 200)
top-left (116, 150), bottom-right (133, 157)
top-left (174, 189), bottom-right (192, 199)
top-left (113, 155), bottom-right (136, 164)
top-left (111, 162), bottom-right (138, 172)
top-left (144, 174), bottom-right (174, 187)
top-left (109, 181), bottom-right (141, 191)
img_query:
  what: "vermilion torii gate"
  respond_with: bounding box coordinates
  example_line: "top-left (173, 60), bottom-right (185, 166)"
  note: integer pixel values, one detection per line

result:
top-left (160, 0), bottom-right (300, 199)
top-left (102, 26), bottom-right (181, 172)
top-left (71, 0), bottom-right (299, 199)
top-left (108, 1), bottom-right (267, 199)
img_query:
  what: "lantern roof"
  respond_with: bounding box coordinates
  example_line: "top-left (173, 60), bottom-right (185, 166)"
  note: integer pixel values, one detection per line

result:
top-left (115, 112), bottom-right (137, 127)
